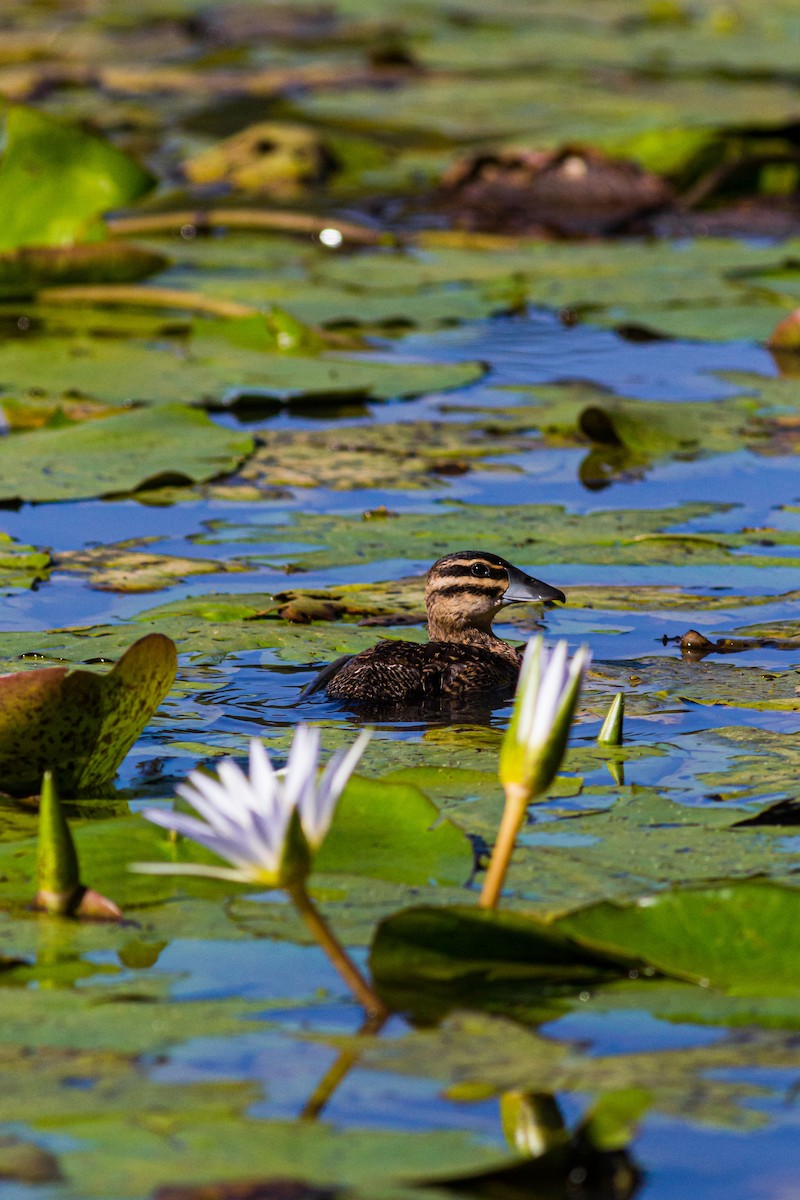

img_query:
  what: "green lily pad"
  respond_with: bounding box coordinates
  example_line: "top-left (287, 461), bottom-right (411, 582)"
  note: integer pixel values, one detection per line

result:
top-left (296, 71), bottom-right (800, 145)
top-left (202, 499), bottom-right (800, 573)
top-left (0, 404), bottom-right (254, 503)
top-left (504, 790), bottom-right (798, 913)
top-left (0, 633), bottom-right (176, 797)
top-left (0, 985), bottom-right (279, 1054)
top-left (370, 905), bottom-right (619, 995)
top-left (596, 299), bottom-right (788, 342)
top-left (60, 1115), bottom-right (511, 1199)
top-left (598, 654), bottom-right (800, 713)
top-left (303, 237), bottom-right (800, 343)
top-left (585, 975), bottom-right (800, 1032)
top-left (556, 880), bottom-right (800, 995)
top-left (317, 775), bottom-right (473, 886)
top-left (0, 773), bottom-right (470, 914)
top-left (696, 726), bottom-right (800, 803)
top-left (0, 329), bottom-right (484, 408)
top-left (0, 532), bottom-right (50, 593)
top-left (0, 106), bottom-right (153, 252)
top-left (508, 382), bottom-right (761, 460)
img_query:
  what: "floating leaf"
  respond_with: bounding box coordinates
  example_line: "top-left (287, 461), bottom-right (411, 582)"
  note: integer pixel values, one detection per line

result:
top-left (0, 405), bottom-right (253, 503)
top-left (370, 905), bottom-right (622, 1000)
top-left (317, 775), bottom-right (473, 887)
top-left (241, 417), bottom-right (534, 491)
top-left (53, 542), bottom-right (247, 594)
top-left (0, 532), bottom-right (50, 593)
top-left (0, 328), bottom-right (484, 408)
top-left (0, 106), bottom-right (154, 252)
top-left (0, 241), bottom-right (168, 298)
top-left (201, 499), bottom-right (800, 573)
top-left (556, 880), bottom-right (800, 995)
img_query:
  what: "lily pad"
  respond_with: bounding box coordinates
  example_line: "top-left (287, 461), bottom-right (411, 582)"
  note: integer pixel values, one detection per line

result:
top-left (53, 542), bottom-right (248, 593)
top-left (304, 236), bottom-right (800, 343)
top-left (0, 241), bottom-right (168, 298)
top-left (0, 328), bottom-right (485, 408)
top-left (60, 1116), bottom-right (511, 1200)
top-left (598, 654), bottom-right (800, 714)
top-left (556, 880), bottom-right (800, 995)
top-left (296, 71), bottom-right (800, 146)
top-left (241, 417), bottom-right (534, 491)
top-left (370, 905), bottom-right (620, 995)
top-left (508, 382), bottom-right (762, 461)
top-left (0, 633), bottom-right (177, 797)
top-left (317, 775), bottom-right (473, 886)
top-left (0, 533), bottom-right (50, 593)
top-left (0, 106), bottom-right (153, 252)
top-left (0, 404), bottom-right (254, 503)
top-left (201, 499), bottom-right (800, 573)
top-left (697, 726), bottom-right (800, 803)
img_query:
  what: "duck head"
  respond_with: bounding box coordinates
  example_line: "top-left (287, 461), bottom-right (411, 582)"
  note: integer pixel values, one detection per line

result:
top-left (425, 550), bottom-right (565, 641)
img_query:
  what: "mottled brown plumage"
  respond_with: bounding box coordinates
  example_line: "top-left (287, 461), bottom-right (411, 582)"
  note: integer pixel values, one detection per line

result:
top-left (302, 551), bottom-right (565, 707)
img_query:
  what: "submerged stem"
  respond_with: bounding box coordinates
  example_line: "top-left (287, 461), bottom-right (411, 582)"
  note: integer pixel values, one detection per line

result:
top-left (288, 880), bottom-right (388, 1020)
top-left (107, 208), bottom-right (387, 246)
top-left (300, 1011), bottom-right (388, 1120)
top-left (479, 782), bottom-right (531, 910)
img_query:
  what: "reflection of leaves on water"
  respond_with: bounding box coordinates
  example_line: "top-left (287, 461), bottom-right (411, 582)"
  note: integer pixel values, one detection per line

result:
top-left (357, 1010), bottom-right (800, 1131)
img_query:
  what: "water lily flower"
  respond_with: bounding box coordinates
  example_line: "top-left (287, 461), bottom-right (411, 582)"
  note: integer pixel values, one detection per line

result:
top-left (132, 725), bottom-right (371, 888)
top-left (500, 637), bottom-right (591, 799)
top-left (481, 637), bottom-right (590, 908)
top-left (132, 725), bottom-right (385, 1018)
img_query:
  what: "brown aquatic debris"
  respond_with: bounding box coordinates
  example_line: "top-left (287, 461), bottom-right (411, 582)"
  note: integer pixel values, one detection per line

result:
top-left (434, 145), bottom-right (673, 236)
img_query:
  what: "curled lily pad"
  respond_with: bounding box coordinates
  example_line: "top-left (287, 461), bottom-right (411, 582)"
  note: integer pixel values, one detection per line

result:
top-left (0, 242), bottom-right (168, 300)
top-left (0, 633), bottom-right (177, 798)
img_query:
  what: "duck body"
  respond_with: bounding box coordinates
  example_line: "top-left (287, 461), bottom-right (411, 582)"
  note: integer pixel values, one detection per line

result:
top-left (304, 551), bottom-right (565, 707)
top-left (324, 637), bottom-right (521, 703)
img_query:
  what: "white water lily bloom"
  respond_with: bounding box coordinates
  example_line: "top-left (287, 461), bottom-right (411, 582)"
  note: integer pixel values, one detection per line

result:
top-left (500, 637), bottom-right (591, 799)
top-left (131, 725), bottom-right (371, 887)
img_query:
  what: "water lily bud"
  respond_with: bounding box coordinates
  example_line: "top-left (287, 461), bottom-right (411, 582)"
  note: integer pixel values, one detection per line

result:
top-left (34, 771), bottom-right (80, 915)
top-left (34, 771), bottom-right (122, 921)
top-left (500, 638), bottom-right (591, 800)
top-left (598, 693), bottom-right (624, 746)
top-left (500, 1091), bottom-right (569, 1158)
top-left (482, 638), bottom-right (591, 909)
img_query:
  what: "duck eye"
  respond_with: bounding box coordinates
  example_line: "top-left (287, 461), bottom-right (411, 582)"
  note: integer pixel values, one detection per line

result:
top-left (471, 562), bottom-right (491, 577)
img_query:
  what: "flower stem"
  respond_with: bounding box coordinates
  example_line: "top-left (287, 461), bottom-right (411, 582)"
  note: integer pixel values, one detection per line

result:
top-left (288, 880), bottom-right (388, 1019)
top-left (479, 783), bottom-right (531, 909)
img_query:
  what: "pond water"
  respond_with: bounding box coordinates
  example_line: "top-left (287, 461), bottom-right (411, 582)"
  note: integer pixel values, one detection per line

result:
top-left (1, 308), bottom-right (799, 1200)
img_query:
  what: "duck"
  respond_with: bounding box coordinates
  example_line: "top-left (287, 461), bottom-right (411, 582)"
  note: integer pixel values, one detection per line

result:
top-left (300, 550), bottom-right (566, 707)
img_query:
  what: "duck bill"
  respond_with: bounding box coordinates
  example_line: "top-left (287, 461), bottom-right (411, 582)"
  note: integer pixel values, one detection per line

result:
top-left (502, 565), bottom-right (566, 606)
